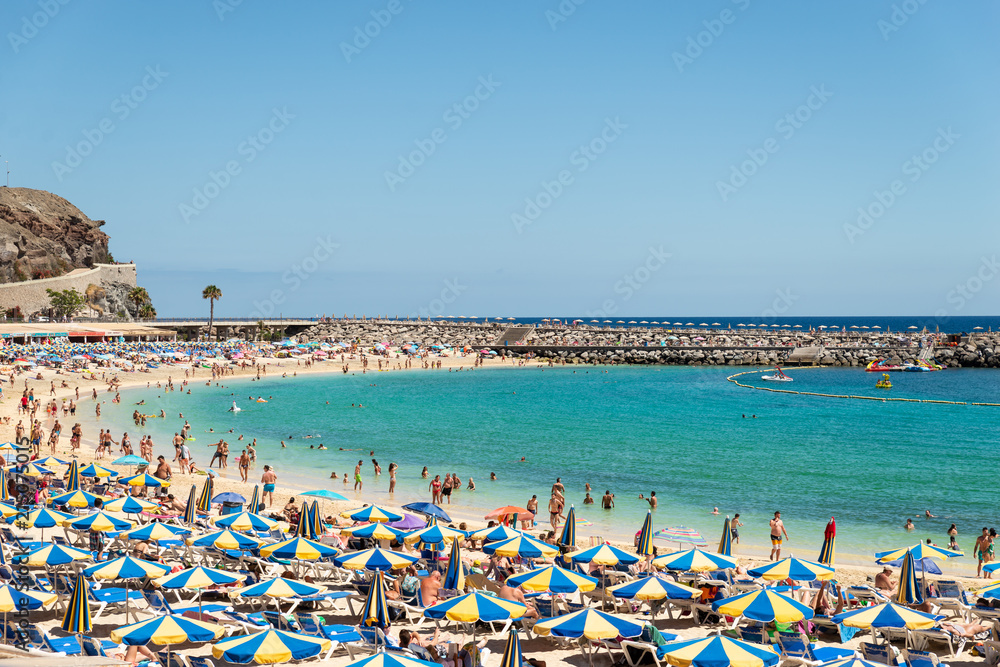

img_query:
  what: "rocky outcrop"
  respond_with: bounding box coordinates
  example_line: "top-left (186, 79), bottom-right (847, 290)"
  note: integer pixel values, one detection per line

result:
top-left (0, 187), bottom-right (112, 282)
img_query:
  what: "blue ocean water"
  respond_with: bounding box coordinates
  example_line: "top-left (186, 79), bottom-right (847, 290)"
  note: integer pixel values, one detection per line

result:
top-left (90, 365), bottom-right (1000, 571)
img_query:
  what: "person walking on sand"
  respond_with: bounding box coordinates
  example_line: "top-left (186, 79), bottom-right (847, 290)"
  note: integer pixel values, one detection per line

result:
top-left (261, 465), bottom-right (277, 507)
top-left (239, 449), bottom-right (250, 482)
top-left (354, 460), bottom-right (363, 491)
top-left (975, 527), bottom-right (990, 577)
top-left (770, 510), bottom-right (789, 560)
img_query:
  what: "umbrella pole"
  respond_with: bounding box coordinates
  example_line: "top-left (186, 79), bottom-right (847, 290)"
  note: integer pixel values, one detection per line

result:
top-left (199, 589), bottom-right (203, 617)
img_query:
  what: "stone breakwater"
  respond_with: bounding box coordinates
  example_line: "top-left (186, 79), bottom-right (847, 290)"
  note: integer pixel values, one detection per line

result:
top-left (297, 320), bottom-right (1000, 368)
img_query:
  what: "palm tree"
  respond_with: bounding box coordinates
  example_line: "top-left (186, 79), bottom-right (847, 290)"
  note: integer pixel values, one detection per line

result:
top-left (138, 304), bottom-right (156, 319)
top-left (127, 287), bottom-right (149, 313)
top-left (202, 285), bottom-right (222, 341)
top-left (256, 319), bottom-right (267, 342)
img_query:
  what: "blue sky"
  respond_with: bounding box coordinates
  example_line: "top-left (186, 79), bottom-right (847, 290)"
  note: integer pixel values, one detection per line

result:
top-left (3, 1), bottom-right (998, 318)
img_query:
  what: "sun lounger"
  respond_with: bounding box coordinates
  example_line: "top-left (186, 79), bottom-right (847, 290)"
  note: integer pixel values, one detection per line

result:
top-left (157, 651), bottom-right (187, 667)
top-left (776, 631), bottom-right (856, 666)
top-left (907, 627), bottom-right (966, 657)
top-left (861, 641), bottom-right (902, 665)
top-left (901, 648), bottom-right (950, 667)
top-left (220, 610), bottom-right (269, 634)
top-left (292, 613), bottom-right (363, 659)
top-left (142, 589), bottom-right (230, 617)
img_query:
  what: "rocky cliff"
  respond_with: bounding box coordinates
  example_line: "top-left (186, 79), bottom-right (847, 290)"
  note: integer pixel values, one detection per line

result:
top-left (0, 187), bottom-right (112, 282)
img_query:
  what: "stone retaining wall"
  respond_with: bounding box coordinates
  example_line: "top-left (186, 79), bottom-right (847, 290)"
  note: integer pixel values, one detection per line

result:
top-left (0, 263), bottom-right (136, 315)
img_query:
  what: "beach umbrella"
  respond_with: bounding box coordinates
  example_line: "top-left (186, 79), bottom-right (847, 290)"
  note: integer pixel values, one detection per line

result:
top-left (875, 543), bottom-right (964, 562)
top-left (819, 517), bottom-right (836, 565)
top-left (558, 505), bottom-right (577, 549)
top-left (65, 510), bottom-right (133, 533)
top-left (111, 614), bottom-right (224, 667)
top-left (895, 550), bottom-right (924, 605)
top-left (713, 589), bottom-right (815, 623)
top-left (468, 525), bottom-right (522, 543)
top-left (499, 628), bottom-right (523, 667)
top-left (103, 496), bottom-right (159, 514)
top-left (35, 456), bottom-right (69, 468)
top-left (359, 569), bottom-right (390, 650)
top-left (50, 489), bottom-right (104, 508)
top-left (299, 488), bottom-right (348, 501)
top-left (403, 524), bottom-right (467, 549)
top-left (654, 526), bottom-right (708, 547)
top-left (310, 500), bottom-right (323, 537)
top-left (183, 484), bottom-right (198, 524)
top-left (0, 502), bottom-right (17, 519)
top-left (84, 555), bottom-right (171, 622)
top-left (747, 556), bottom-right (835, 581)
top-left (212, 510), bottom-right (278, 533)
top-left (110, 454), bottom-right (150, 472)
top-left (0, 469), bottom-right (8, 502)
top-left (718, 516), bottom-right (732, 557)
top-left (259, 536), bottom-right (338, 561)
top-left (483, 533), bottom-right (559, 559)
top-left (423, 591), bottom-right (526, 646)
top-left (507, 565), bottom-right (599, 594)
top-left (608, 575), bottom-right (700, 614)
top-left (15, 507), bottom-right (73, 540)
top-left (212, 629), bottom-right (330, 664)
top-left (154, 566), bottom-right (246, 615)
top-left (0, 583), bottom-right (58, 632)
top-left (657, 635), bottom-right (780, 667)
top-left (79, 463), bottom-right (118, 478)
top-left (247, 485), bottom-right (260, 513)
top-left (292, 503), bottom-right (312, 538)
top-left (119, 472), bottom-right (163, 487)
top-left (533, 608), bottom-right (643, 666)
top-left (26, 543), bottom-right (92, 567)
top-left (637, 511), bottom-right (655, 560)
top-left (197, 476), bottom-right (213, 512)
top-left (401, 501), bottom-right (451, 522)
top-left (832, 602), bottom-right (943, 630)
top-left (484, 505), bottom-right (533, 525)
top-left (571, 543), bottom-right (639, 566)
top-left (61, 573), bottom-right (91, 636)
top-left (443, 538), bottom-right (466, 591)
top-left (342, 522), bottom-right (408, 542)
top-left (975, 580), bottom-right (1000, 599)
top-left (20, 463), bottom-right (55, 477)
top-left (187, 529), bottom-right (263, 551)
top-left (652, 548), bottom-right (738, 573)
top-left (334, 547), bottom-right (418, 572)
top-left (125, 522), bottom-right (190, 542)
top-left (819, 660), bottom-right (886, 667)
top-left (346, 505), bottom-right (402, 524)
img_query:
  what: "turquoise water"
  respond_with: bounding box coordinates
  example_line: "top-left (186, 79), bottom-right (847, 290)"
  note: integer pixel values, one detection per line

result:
top-left (88, 365), bottom-right (1000, 570)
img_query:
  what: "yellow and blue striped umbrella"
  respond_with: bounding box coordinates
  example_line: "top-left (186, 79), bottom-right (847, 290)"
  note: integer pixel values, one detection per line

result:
top-left (231, 577), bottom-right (326, 601)
top-left (818, 517), bottom-right (836, 565)
top-left (197, 476), bottom-right (213, 512)
top-left (637, 511), bottom-right (655, 557)
top-left (653, 548), bottom-right (738, 573)
top-left (499, 628), bottom-right (523, 667)
top-left (658, 635), bottom-right (780, 667)
top-left (125, 522), bottom-right (190, 542)
top-left (79, 463), bottom-right (118, 478)
top-left (18, 507), bottom-right (73, 528)
top-left (558, 505), bottom-right (577, 549)
top-left (348, 655), bottom-right (443, 667)
top-left (186, 529), bottom-right (263, 551)
top-left (747, 556), bottom-right (835, 581)
top-left (183, 484), bottom-right (198, 524)
top-left (443, 538), bottom-right (466, 591)
top-left (360, 569), bottom-right (390, 629)
top-left (533, 607), bottom-right (643, 640)
top-left (248, 485), bottom-right (260, 513)
top-left (119, 472), bottom-right (164, 487)
top-left (713, 589), bottom-right (815, 623)
top-left (718, 516), bottom-right (733, 557)
top-left (111, 613), bottom-right (224, 645)
top-left (26, 543), bottom-right (92, 566)
top-left (50, 489), bottom-right (104, 508)
top-left (84, 555), bottom-right (170, 580)
top-left (895, 550), bottom-right (923, 605)
top-left (155, 567), bottom-right (246, 616)
top-left (875, 543), bottom-right (964, 562)
top-left (65, 459), bottom-right (80, 491)
top-left (0, 503), bottom-right (17, 520)
top-left (103, 496), bottom-right (159, 514)
top-left (212, 629), bottom-right (330, 664)
top-left (0, 584), bottom-right (57, 612)
top-left (609, 575), bottom-right (700, 602)
top-left (66, 510), bottom-right (133, 533)
top-left (832, 601), bottom-right (943, 629)
top-left (0, 468), bottom-right (8, 501)
top-left (483, 533), bottom-right (559, 559)
top-left (310, 500), bottom-right (323, 537)
top-left (342, 522), bottom-right (408, 542)
top-left (345, 505), bottom-right (403, 524)
top-left (21, 463), bottom-right (55, 477)
top-left (570, 543), bottom-right (639, 566)
top-left (423, 591), bottom-right (526, 623)
top-left (34, 456), bottom-right (69, 468)
top-left (403, 524), bottom-right (466, 549)
top-left (211, 511), bottom-right (278, 532)
top-left (468, 525), bottom-right (522, 543)
top-left (259, 536), bottom-right (338, 561)
top-left (334, 547), bottom-right (418, 572)
top-left (61, 572), bottom-right (92, 634)
top-left (293, 503), bottom-right (311, 538)
top-left (507, 564), bottom-right (598, 594)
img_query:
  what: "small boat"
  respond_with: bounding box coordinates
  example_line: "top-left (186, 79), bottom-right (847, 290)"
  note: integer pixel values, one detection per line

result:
top-left (902, 359), bottom-right (946, 372)
top-left (761, 367), bottom-right (793, 382)
top-left (876, 373), bottom-right (892, 389)
top-left (866, 359), bottom-right (906, 372)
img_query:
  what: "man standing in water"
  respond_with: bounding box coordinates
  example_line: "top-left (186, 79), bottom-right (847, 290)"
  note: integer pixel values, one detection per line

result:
top-left (602, 490), bottom-right (615, 509)
top-left (354, 460), bottom-right (363, 491)
top-left (770, 511), bottom-right (789, 560)
top-left (261, 465), bottom-right (277, 507)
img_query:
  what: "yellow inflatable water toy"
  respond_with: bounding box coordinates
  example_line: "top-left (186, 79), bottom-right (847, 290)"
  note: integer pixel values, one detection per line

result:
top-left (256, 398), bottom-right (267, 403)
top-left (876, 373), bottom-right (892, 389)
